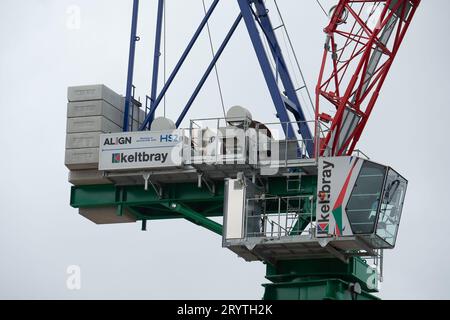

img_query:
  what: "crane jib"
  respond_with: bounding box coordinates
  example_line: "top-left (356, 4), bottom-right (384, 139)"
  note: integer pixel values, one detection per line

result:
top-left (316, 0), bottom-right (420, 157)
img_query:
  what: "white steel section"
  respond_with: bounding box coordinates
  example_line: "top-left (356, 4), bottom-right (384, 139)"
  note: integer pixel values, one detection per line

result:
top-left (316, 156), bottom-right (363, 238)
top-left (224, 179), bottom-right (246, 240)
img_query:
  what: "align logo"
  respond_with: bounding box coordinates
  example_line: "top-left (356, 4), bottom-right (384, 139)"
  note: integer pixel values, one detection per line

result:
top-left (104, 137), bottom-right (132, 146)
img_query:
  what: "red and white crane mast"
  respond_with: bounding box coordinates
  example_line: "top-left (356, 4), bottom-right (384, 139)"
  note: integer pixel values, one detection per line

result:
top-left (315, 0), bottom-right (420, 157)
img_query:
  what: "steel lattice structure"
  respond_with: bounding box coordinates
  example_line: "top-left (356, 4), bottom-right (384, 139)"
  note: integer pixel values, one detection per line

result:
top-left (316, 0), bottom-right (420, 157)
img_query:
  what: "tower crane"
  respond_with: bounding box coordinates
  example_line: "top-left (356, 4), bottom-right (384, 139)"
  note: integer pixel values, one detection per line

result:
top-left (65, 0), bottom-right (420, 300)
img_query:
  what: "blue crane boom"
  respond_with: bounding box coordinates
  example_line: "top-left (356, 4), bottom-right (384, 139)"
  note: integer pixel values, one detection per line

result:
top-left (124, 0), bottom-right (314, 156)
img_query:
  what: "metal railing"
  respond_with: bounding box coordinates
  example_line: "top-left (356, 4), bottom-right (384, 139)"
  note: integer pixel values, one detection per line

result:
top-left (186, 117), bottom-right (333, 167)
top-left (244, 195), bottom-right (315, 240)
top-left (132, 114), bottom-right (371, 161)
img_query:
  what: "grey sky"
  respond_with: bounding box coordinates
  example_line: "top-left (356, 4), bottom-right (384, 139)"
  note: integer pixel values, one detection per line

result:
top-left (0, 0), bottom-right (448, 299)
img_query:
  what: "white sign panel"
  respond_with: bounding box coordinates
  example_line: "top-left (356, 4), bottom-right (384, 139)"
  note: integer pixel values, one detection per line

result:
top-left (99, 130), bottom-right (184, 171)
top-left (316, 156), bottom-right (363, 238)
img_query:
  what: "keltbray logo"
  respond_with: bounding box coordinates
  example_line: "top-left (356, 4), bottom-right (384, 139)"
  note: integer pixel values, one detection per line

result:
top-left (317, 160), bottom-right (334, 236)
top-left (331, 158), bottom-right (359, 236)
top-left (112, 153), bottom-right (121, 164)
top-left (111, 152), bottom-right (168, 164)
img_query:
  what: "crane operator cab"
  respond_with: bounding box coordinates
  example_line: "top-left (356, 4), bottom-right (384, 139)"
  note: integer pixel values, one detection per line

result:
top-left (223, 156), bottom-right (408, 263)
top-left (315, 157), bottom-right (407, 249)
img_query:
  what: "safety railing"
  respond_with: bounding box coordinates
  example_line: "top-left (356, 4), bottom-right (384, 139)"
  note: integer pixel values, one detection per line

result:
top-left (185, 117), bottom-right (332, 167)
top-left (244, 195), bottom-right (315, 240)
top-left (188, 117), bottom-right (249, 165)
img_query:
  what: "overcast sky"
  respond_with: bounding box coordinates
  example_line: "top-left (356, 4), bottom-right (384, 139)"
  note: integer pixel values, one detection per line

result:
top-left (1, 0), bottom-right (449, 300)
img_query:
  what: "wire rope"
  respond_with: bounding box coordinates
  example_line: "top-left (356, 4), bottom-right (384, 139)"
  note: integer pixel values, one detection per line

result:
top-left (202, 0), bottom-right (227, 118)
